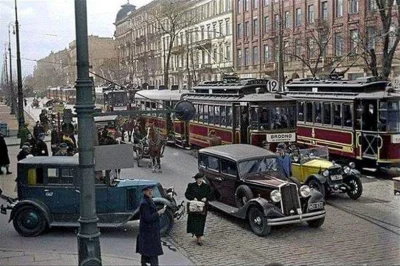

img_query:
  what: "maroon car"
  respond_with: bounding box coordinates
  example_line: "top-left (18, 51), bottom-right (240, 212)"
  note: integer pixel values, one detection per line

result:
top-left (198, 144), bottom-right (326, 236)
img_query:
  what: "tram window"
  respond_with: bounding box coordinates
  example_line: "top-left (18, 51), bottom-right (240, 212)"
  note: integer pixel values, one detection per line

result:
top-left (214, 106), bottom-right (221, 125)
top-left (198, 105), bottom-right (204, 123)
top-left (356, 103), bottom-right (362, 130)
top-left (203, 105), bottom-right (209, 124)
top-left (208, 105), bottom-right (215, 124)
top-left (378, 102), bottom-right (387, 131)
top-left (387, 101), bottom-right (400, 131)
top-left (272, 107), bottom-right (289, 129)
top-left (315, 103), bottom-right (322, 124)
top-left (226, 106), bottom-right (232, 127)
top-left (250, 107), bottom-right (259, 129)
top-left (343, 104), bottom-right (353, 127)
top-left (157, 103), bottom-right (163, 117)
top-left (306, 102), bottom-right (313, 123)
top-left (220, 106), bottom-right (226, 126)
top-left (259, 108), bottom-right (269, 127)
top-left (298, 102), bottom-right (304, 122)
top-left (234, 106), bottom-right (240, 128)
top-left (333, 104), bottom-right (342, 126)
top-left (323, 103), bottom-right (331, 125)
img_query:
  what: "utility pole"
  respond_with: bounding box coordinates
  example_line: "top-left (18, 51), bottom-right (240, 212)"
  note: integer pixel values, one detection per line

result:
top-left (74, 0), bottom-right (102, 265)
top-left (14, 0), bottom-right (25, 131)
top-left (277, 0), bottom-right (284, 92)
top-left (8, 26), bottom-right (15, 115)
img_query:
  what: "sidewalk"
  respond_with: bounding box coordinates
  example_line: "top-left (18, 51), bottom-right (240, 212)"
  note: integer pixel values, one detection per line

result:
top-left (0, 248), bottom-right (140, 265)
top-left (0, 103), bottom-right (35, 139)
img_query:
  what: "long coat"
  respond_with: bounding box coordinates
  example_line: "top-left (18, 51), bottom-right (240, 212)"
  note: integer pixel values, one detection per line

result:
top-left (35, 139), bottom-right (49, 156)
top-left (19, 127), bottom-right (31, 148)
top-left (0, 136), bottom-right (10, 166)
top-left (185, 182), bottom-right (212, 237)
top-left (136, 195), bottom-right (163, 257)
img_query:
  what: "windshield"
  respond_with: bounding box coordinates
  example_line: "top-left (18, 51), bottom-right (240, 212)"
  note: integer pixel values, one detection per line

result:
top-left (300, 147), bottom-right (329, 160)
top-left (238, 157), bottom-right (282, 179)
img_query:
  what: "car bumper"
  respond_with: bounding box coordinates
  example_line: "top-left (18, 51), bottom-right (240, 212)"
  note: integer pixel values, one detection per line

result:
top-left (267, 210), bottom-right (326, 226)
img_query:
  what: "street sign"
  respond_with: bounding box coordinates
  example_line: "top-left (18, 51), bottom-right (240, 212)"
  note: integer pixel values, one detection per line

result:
top-left (53, 103), bottom-right (65, 113)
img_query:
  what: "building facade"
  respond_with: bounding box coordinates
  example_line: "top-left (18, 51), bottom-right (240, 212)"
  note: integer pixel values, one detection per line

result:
top-left (234, 0), bottom-right (399, 80)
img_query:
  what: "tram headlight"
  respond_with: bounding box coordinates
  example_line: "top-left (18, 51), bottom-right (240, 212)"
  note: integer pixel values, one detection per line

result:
top-left (343, 166), bottom-right (351, 174)
top-left (270, 190), bottom-right (282, 203)
top-left (349, 162), bottom-right (356, 169)
top-left (299, 185), bottom-right (311, 198)
top-left (322, 170), bottom-right (329, 177)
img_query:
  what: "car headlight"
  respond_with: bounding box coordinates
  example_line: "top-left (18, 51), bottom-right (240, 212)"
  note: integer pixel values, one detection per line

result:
top-left (349, 162), bottom-right (356, 169)
top-left (343, 166), bottom-right (350, 174)
top-left (299, 185), bottom-right (311, 198)
top-left (293, 156), bottom-right (299, 162)
top-left (270, 190), bottom-right (282, 203)
top-left (322, 170), bottom-right (329, 177)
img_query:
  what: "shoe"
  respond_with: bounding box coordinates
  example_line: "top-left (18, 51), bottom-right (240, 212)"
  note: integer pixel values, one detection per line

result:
top-left (197, 241), bottom-right (203, 246)
top-left (6, 172), bottom-right (12, 175)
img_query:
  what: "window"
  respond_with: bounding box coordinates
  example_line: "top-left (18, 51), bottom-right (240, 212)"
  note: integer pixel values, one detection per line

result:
top-left (367, 27), bottom-right (376, 49)
top-left (226, 45), bottom-right (231, 61)
top-left (221, 159), bottom-right (238, 176)
top-left (335, 33), bottom-right (343, 56)
top-left (253, 46), bottom-right (259, 64)
top-left (226, 19), bottom-right (231, 35)
top-left (308, 5), bottom-right (314, 23)
top-left (209, 105), bottom-right (215, 124)
top-left (237, 49), bottom-right (242, 67)
top-left (368, 0), bottom-right (376, 11)
top-left (336, 0), bottom-right (343, 17)
top-left (237, 23), bottom-right (242, 38)
top-left (322, 2), bottom-right (328, 20)
top-left (285, 11), bottom-right (290, 28)
top-left (245, 21), bottom-right (250, 37)
top-left (274, 14), bottom-right (279, 31)
top-left (244, 48), bottom-right (250, 65)
top-left (27, 168), bottom-right (44, 185)
top-left (333, 103), bottom-right (342, 126)
top-left (343, 103), bottom-right (353, 127)
top-left (323, 102), bottom-right (331, 125)
top-left (306, 102), bottom-right (313, 123)
top-left (298, 102), bottom-right (305, 122)
top-left (198, 104), bottom-right (204, 123)
top-left (264, 16), bottom-right (270, 33)
top-left (321, 34), bottom-right (327, 57)
top-left (263, 44), bottom-right (270, 63)
top-left (295, 39), bottom-right (301, 60)
top-left (199, 154), bottom-right (220, 171)
top-left (350, 30), bottom-right (359, 54)
top-left (264, 0), bottom-right (269, 6)
top-left (253, 0), bottom-right (258, 9)
top-left (245, 0), bottom-right (249, 11)
top-left (295, 8), bottom-right (302, 27)
top-left (253, 19), bottom-right (259, 36)
top-left (237, 0), bottom-right (242, 13)
top-left (349, 0), bottom-right (359, 14)
top-left (315, 102), bottom-right (322, 123)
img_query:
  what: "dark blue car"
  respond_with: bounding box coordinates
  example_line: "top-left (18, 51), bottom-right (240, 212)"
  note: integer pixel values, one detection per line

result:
top-left (1, 157), bottom-right (184, 237)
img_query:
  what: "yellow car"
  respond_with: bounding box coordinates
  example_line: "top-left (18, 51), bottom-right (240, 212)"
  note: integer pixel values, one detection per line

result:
top-left (290, 146), bottom-right (363, 200)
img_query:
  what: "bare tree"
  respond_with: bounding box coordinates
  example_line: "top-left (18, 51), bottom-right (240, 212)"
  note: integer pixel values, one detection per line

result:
top-left (149, 0), bottom-right (194, 89)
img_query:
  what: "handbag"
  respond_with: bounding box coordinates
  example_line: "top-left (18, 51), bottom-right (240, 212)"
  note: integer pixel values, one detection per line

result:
top-left (187, 200), bottom-right (206, 215)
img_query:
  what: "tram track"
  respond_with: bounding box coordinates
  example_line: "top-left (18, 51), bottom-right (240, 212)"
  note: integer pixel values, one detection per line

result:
top-left (327, 201), bottom-right (400, 236)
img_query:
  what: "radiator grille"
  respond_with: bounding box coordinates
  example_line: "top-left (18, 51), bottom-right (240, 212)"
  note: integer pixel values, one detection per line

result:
top-left (280, 184), bottom-right (301, 216)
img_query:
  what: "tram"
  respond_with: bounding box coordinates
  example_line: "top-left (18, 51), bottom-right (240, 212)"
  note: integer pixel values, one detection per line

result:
top-left (185, 78), bottom-right (297, 149)
top-left (103, 88), bottom-right (132, 111)
top-left (133, 89), bottom-right (190, 147)
top-left (285, 76), bottom-right (400, 171)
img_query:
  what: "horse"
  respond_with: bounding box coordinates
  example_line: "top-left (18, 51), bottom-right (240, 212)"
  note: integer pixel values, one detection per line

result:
top-left (147, 124), bottom-right (166, 173)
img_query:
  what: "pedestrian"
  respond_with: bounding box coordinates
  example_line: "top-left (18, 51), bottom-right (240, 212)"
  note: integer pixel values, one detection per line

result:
top-left (26, 134), bottom-right (36, 152)
top-left (19, 123), bottom-right (31, 148)
top-left (0, 133), bottom-right (12, 175)
top-left (185, 172), bottom-right (212, 246)
top-left (34, 133), bottom-right (48, 156)
top-left (17, 144), bottom-right (31, 161)
top-left (276, 143), bottom-right (291, 178)
top-left (136, 184), bottom-right (165, 266)
top-left (54, 143), bottom-right (69, 156)
top-left (50, 123), bottom-right (60, 155)
top-left (208, 130), bottom-right (222, 146)
top-left (33, 121), bottom-right (44, 140)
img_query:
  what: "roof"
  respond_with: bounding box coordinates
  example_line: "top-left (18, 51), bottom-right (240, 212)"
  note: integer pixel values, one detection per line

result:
top-left (94, 115), bottom-right (118, 122)
top-left (134, 89), bottom-right (189, 101)
top-left (18, 156), bottom-right (78, 166)
top-left (287, 90), bottom-right (400, 100)
top-left (199, 144), bottom-right (275, 162)
top-left (115, 2), bottom-right (136, 23)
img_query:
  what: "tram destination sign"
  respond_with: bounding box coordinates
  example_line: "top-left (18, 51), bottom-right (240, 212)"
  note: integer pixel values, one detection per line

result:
top-left (266, 133), bottom-right (296, 143)
top-left (391, 134), bottom-right (400, 144)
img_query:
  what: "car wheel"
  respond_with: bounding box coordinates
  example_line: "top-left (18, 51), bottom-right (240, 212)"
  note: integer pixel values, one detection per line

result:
top-left (307, 179), bottom-right (326, 197)
top-left (248, 206), bottom-right (271, 236)
top-left (345, 175), bottom-right (363, 200)
top-left (13, 205), bottom-right (47, 237)
top-left (307, 217), bottom-right (325, 228)
top-left (235, 185), bottom-right (254, 208)
top-left (159, 208), bottom-right (174, 236)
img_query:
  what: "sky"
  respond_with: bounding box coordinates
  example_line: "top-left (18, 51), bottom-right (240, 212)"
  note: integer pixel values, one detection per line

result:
top-left (0, 0), bottom-right (152, 77)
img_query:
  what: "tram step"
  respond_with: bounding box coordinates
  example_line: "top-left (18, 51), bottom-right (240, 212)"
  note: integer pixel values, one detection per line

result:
top-left (362, 167), bottom-right (378, 173)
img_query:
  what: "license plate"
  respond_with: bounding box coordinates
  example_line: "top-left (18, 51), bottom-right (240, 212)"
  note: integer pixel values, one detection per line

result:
top-left (309, 202), bottom-right (324, 210)
top-left (331, 174), bottom-right (343, 181)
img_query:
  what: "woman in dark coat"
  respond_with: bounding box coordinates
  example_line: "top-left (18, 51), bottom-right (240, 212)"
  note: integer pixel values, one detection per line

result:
top-left (0, 133), bottom-right (11, 174)
top-left (185, 172), bottom-right (212, 246)
top-left (136, 184), bottom-right (164, 266)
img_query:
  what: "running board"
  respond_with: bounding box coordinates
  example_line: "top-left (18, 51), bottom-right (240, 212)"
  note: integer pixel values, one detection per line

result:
top-left (362, 167), bottom-right (377, 172)
top-left (209, 201), bottom-right (238, 214)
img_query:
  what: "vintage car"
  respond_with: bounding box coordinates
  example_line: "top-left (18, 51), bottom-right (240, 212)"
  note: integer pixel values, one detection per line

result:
top-left (198, 144), bottom-right (326, 236)
top-left (0, 157), bottom-right (184, 237)
top-left (290, 146), bottom-right (363, 200)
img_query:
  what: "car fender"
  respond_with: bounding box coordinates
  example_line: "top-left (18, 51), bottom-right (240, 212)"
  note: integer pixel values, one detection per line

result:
top-left (153, 197), bottom-right (174, 208)
top-left (347, 169), bottom-right (361, 178)
top-left (236, 197), bottom-right (283, 220)
top-left (305, 174), bottom-right (326, 185)
top-left (9, 200), bottom-right (52, 225)
top-left (306, 189), bottom-right (325, 212)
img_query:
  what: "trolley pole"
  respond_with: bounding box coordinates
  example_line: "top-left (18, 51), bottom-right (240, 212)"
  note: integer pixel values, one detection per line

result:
top-left (14, 0), bottom-right (25, 131)
top-left (74, 0), bottom-right (102, 265)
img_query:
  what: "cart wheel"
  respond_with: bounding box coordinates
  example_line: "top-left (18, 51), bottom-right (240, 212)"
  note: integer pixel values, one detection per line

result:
top-left (13, 205), bottom-right (47, 237)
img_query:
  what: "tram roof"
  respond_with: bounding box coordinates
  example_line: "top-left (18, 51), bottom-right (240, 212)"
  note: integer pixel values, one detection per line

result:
top-left (185, 92), bottom-right (294, 102)
top-left (134, 89), bottom-right (189, 101)
top-left (199, 144), bottom-right (275, 162)
top-left (286, 90), bottom-right (400, 100)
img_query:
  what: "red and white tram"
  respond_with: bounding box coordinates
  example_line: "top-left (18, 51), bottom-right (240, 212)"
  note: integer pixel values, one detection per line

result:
top-left (286, 76), bottom-right (400, 171)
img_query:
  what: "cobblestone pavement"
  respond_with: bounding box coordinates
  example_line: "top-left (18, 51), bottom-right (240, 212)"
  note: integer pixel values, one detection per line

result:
top-left (169, 179), bottom-right (400, 266)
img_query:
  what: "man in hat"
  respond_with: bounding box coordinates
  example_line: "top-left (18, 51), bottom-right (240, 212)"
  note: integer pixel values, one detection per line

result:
top-left (276, 143), bottom-right (291, 178)
top-left (136, 184), bottom-right (165, 266)
top-left (33, 121), bottom-right (44, 140)
top-left (54, 143), bottom-right (69, 156)
top-left (17, 144), bottom-right (31, 161)
top-left (34, 133), bottom-right (48, 156)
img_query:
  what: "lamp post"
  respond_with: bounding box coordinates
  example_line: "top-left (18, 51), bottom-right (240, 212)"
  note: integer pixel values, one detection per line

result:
top-left (74, 0), bottom-right (102, 265)
top-left (8, 24), bottom-right (15, 115)
top-left (14, 0), bottom-right (25, 132)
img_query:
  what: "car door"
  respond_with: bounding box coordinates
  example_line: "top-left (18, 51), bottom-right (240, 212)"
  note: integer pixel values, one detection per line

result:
top-left (220, 159), bottom-right (239, 206)
top-left (199, 153), bottom-right (224, 201)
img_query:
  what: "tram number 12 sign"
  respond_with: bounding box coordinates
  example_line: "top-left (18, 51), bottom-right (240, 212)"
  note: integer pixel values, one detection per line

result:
top-left (266, 79), bottom-right (279, 92)
top-left (266, 133), bottom-right (296, 143)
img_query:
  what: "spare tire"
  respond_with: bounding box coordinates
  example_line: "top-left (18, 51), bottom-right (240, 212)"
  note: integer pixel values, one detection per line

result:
top-left (235, 185), bottom-right (254, 208)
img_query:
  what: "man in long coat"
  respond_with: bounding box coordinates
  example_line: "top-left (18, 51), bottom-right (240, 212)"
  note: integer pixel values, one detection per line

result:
top-left (0, 133), bottom-right (11, 174)
top-left (19, 123), bottom-right (31, 148)
top-left (34, 133), bottom-right (48, 156)
top-left (136, 184), bottom-right (164, 266)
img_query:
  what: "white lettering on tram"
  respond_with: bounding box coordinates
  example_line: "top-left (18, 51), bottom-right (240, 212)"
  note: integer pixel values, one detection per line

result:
top-left (391, 134), bottom-right (400, 144)
top-left (266, 133), bottom-right (296, 143)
